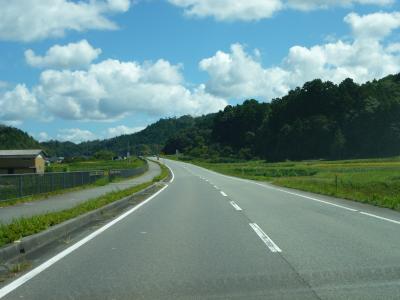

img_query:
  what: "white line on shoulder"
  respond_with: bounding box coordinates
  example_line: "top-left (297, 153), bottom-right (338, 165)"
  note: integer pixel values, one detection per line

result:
top-left (164, 164), bottom-right (175, 183)
top-left (0, 185), bottom-right (169, 299)
top-left (359, 212), bottom-right (400, 225)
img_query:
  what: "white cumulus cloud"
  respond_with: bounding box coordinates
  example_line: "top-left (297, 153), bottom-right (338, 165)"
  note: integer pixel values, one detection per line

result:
top-left (344, 11), bottom-right (400, 40)
top-left (287, 0), bottom-right (393, 11)
top-left (0, 0), bottom-right (131, 42)
top-left (56, 128), bottom-right (98, 143)
top-left (169, 0), bottom-right (392, 21)
top-left (33, 58), bottom-right (227, 121)
top-left (168, 0), bottom-right (282, 21)
top-left (105, 125), bottom-right (145, 138)
top-left (199, 11), bottom-right (400, 101)
top-left (25, 40), bottom-right (102, 69)
top-left (37, 132), bottom-right (50, 142)
top-left (0, 84), bottom-right (39, 121)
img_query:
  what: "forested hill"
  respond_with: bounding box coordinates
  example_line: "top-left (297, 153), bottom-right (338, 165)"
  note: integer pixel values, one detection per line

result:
top-left (42, 115), bottom-right (198, 157)
top-left (0, 116), bottom-right (198, 157)
top-left (2, 73), bottom-right (400, 161)
top-left (163, 74), bottom-right (400, 161)
top-left (0, 125), bottom-right (40, 150)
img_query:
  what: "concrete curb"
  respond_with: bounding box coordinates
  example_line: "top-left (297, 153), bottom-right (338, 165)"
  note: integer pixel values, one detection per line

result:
top-left (0, 182), bottom-right (164, 263)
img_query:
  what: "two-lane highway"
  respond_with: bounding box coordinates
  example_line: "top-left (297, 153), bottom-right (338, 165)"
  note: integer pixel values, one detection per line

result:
top-left (1, 159), bottom-right (399, 299)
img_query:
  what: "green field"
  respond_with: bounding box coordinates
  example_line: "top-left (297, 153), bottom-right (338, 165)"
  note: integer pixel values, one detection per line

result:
top-left (0, 161), bottom-right (170, 248)
top-left (166, 155), bottom-right (400, 211)
top-left (0, 158), bottom-right (147, 206)
top-left (46, 157), bottom-right (145, 172)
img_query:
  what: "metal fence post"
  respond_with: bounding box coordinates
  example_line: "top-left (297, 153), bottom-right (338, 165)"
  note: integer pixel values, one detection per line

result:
top-left (19, 175), bottom-right (23, 197)
top-left (335, 174), bottom-right (338, 193)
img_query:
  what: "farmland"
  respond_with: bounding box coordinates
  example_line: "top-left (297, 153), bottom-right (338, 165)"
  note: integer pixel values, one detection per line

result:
top-left (46, 157), bottom-right (145, 172)
top-left (168, 156), bottom-right (400, 211)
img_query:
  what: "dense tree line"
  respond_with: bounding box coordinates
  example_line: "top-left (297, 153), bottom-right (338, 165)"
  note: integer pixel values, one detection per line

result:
top-left (0, 125), bottom-right (40, 150)
top-left (163, 74), bottom-right (400, 161)
top-left (1, 116), bottom-right (196, 158)
top-left (3, 73), bottom-right (400, 161)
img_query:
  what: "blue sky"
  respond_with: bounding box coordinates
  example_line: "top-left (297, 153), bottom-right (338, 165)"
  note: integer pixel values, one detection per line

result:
top-left (1, 0), bottom-right (400, 143)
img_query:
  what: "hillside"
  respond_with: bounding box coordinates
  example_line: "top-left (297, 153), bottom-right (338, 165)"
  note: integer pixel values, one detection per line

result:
top-left (42, 115), bottom-right (198, 157)
top-left (163, 74), bottom-right (400, 161)
top-left (0, 125), bottom-right (41, 150)
top-left (2, 73), bottom-right (400, 161)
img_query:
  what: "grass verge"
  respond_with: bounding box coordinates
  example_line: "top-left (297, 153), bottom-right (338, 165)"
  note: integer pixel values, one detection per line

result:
top-left (151, 161), bottom-right (170, 183)
top-left (0, 177), bottom-right (109, 208)
top-left (0, 162), bottom-right (169, 248)
top-left (0, 164), bottom-right (148, 208)
top-left (164, 155), bottom-right (400, 211)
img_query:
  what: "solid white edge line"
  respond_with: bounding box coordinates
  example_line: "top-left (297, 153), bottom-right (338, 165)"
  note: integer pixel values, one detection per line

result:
top-left (249, 223), bottom-right (282, 253)
top-left (266, 187), bottom-right (358, 212)
top-left (359, 212), bottom-right (400, 225)
top-left (184, 162), bottom-right (358, 213)
top-left (164, 163), bottom-right (174, 183)
top-left (181, 161), bottom-right (400, 226)
top-left (0, 184), bottom-right (170, 299)
top-left (229, 201), bottom-right (242, 211)
top-left (220, 191), bottom-right (228, 197)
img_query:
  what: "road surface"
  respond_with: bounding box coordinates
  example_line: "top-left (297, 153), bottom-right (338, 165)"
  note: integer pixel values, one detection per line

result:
top-left (0, 161), bottom-right (160, 224)
top-left (1, 159), bottom-right (399, 299)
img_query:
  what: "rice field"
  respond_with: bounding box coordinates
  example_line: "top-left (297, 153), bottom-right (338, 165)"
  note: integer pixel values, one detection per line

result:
top-left (173, 156), bottom-right (400, 211)
top-left (46, 157), bottom-right (145, 172)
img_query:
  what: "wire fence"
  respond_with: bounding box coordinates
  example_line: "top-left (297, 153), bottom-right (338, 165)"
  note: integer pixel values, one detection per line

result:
top-left (0, 164), bottom-right (148, 202)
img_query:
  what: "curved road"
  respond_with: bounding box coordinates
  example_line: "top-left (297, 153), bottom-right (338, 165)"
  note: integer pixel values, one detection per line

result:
top-left (1, 159), bottom-right (399, 299)
top-left (0, 160), bottom-right (160, 224)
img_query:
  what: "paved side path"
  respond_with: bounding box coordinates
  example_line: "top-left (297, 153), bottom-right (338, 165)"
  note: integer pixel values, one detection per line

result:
top-left (0, 161), bottom-right (161, 224)
top-left (2, 159), bottom-right (400, 299)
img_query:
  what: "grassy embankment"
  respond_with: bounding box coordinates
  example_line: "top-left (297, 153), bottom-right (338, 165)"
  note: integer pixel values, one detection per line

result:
top-left (0, 158), bottom-right (147, 207)
top-left (165, 155), bottom-right (400, 211)
top-left (0, 160), bottom-right (170, 248)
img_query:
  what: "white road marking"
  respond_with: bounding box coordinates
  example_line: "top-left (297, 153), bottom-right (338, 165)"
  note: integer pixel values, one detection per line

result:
top-left (266, 187), bottom-right (358, 212)
top-left (164, 164), bottom-right (174, 183)
top-left (359, 212), bottom-right (400, 225)
top-left (249, 223), bottom-right (282, 253)
top-left (220, 191), bottom-right (228, 197)
top-left (172, 160), bottom-right (400, 226)
top-left (230, 201), bottom-right (242, 211)
top-left (187, 164), bottom-right (358, 213)
top-left (0, 182), bottom-right (172, 299)
top-left (214, 185), bottom-right (218, 189)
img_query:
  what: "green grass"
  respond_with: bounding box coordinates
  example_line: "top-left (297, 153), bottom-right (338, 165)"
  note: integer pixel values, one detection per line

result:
top-left (46, 157), bottom-right (145, 172)
top-left (151, 160), bottom-right (170, 183)
top-left (0, 161), bottom-right (170, 248)
top-left (164, 155), bottom-right (400, 211)
top-left (0, 159), bottom-right (148, 207)
top-left (0, 176), bottom-right (109, 208)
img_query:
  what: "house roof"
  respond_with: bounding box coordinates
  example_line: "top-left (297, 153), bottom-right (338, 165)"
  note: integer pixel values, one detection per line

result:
top-left (0, 149), bottom-right (47, 158)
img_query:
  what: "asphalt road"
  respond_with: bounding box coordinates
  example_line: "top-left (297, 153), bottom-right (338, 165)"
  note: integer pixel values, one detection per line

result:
top-left (1, 159), bottom-right (400, 299)
top-left (0, 161), bottom-right (160, 224)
